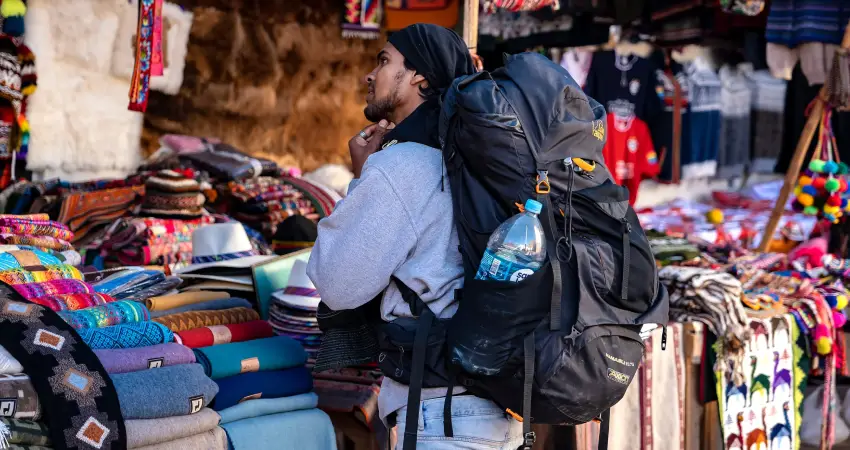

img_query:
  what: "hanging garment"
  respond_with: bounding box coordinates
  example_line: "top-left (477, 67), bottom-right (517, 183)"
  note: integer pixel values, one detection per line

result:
top-left (766, 0), bottom-right (850, 48)
top-left (560, 49), bottom-right (593, 87)
top-left (654, 60), bottom-right (691, 184)
top-left (683, 57), bottom-right (721, 179)
top-left (716, 65), bottom-right (752, 179)
top-left (584, 51), bottom-right (664, 202)
top-left (747, 70), bottom-right (787, 174)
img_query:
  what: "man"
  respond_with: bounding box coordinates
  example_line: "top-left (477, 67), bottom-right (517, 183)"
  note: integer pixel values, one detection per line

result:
top-left (307, 24), bottom-right (524, 449)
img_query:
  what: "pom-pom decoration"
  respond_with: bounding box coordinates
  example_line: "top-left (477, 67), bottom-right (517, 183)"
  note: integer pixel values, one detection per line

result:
top-left (0, 0), bottom-right (26, 37)
top-left (835, 311), bottom-right (848, 329)
top-left (706, 209), bottom-right (724, 225)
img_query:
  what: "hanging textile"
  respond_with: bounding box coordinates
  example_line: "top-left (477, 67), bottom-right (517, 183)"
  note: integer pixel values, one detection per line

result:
top-left (128, 0), bottom-right (155, 112)
top-left (341, 0), bottom-right (383, 39)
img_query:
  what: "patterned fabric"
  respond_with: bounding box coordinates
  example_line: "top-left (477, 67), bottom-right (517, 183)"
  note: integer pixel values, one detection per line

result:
top-left (0, 223), bottom-right (72, 241)
top-left (0, 249), bottom-right (65, 269)
top-left (129, 0), bottom-right (155, 111)
top-left (28, 293), bottom-right (116, 312)
top-left (122, 276), bottom-right (182, 302)
top-left (191, 250), bottom-right (257, 264)
top-left (0, 374), bottom-right (40, 420)
top-left (92, 270), bottom-right (166, 300)
top-left (0, 266), bottom-right (83, 286)
top-left (0, 287), bottom-right (127, 449)
top-left (57, 186), bottom-right (145, 243)
top-left (87, 216), bottom-right (213, 266)
top-left (154, 307), bottom-right (260, 333)
top-left (76, 322), bottom-right (174, 350)
top-left (0, 418), bottom-right (51, 446)
top-left (0, 235), bottom-right (73, 252)
top-left (58, 301), bottom-right (150, 330)
top-left (12, 279), bottom-right (94, 301)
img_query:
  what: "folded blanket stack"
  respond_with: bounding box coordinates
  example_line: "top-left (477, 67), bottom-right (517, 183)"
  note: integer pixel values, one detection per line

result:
top-left (84, 216), bottom-right (214, 270)
top-left (215, 177), bottom-right (338, 239)
top-left (0, 215), bottom-right (75, 253)
top-left (140, 170), bottom-right (207, 220)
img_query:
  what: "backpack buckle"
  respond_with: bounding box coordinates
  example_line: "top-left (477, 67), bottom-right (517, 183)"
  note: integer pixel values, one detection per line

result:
top-left (535, 171), bottom-right (550, 195)
top-left (522, 431), bottom-right (536, 447)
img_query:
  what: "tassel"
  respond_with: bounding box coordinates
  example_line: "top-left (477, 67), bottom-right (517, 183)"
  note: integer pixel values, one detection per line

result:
top-left (0, 0), bottom-right (26, 36)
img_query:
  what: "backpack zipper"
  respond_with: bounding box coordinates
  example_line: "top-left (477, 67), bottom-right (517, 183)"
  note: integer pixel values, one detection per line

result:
top-left (621, 219), bottom-right (631, 301)
top-left (661, 325), bottom-right (667, 351)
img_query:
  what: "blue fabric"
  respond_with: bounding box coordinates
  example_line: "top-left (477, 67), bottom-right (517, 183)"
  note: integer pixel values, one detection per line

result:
top-left (76, 321), bottom-right (174, 349)
top-left (222, 409), bottom-right (336, 450)
top-left (213, 367), bottom-right (313, 411)
top-left (194, 335), bottom-right (308, 379)
top-left (149, 297), bottom-right (253, 318)
top-left (219, 392), bottom-right (318, 424)
top-left (111, 363), bottom-right (219, 420)
top-left (93, 269), bottom-right (166, 299)
top-left (766, 0), bottom-right (850, 46)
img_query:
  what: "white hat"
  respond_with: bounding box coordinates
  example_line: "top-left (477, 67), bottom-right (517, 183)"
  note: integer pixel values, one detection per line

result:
top-left (271, 260), bottom-right (320, 310)
top-left (175, 222), bottom-right (274, 284)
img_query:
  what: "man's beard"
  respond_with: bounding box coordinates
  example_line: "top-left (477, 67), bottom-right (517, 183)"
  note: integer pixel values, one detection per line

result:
top-left (364, 81), bottom-right (401, 123)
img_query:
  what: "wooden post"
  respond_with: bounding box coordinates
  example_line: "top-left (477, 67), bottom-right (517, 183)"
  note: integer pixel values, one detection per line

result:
top-left (463, 0), bottom-right (479, 50)
top-left (757, 21), bottom-right (850, 252)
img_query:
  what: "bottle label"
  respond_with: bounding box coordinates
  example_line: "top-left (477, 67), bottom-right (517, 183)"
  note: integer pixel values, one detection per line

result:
top-left (476, 249), bottom-right (535, 282)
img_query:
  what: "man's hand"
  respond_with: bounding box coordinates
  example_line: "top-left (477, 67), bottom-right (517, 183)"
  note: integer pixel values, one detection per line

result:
top-left (350, 120), bottom-right (393, 178)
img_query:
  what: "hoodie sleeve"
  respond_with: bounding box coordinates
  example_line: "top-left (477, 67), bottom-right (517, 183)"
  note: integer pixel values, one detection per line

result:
top-left (306, 161), bottom-right (418, 311)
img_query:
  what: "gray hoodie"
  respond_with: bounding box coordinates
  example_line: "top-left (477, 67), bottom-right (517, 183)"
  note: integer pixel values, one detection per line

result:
top-left (306, 142), bottom-right (465, 420)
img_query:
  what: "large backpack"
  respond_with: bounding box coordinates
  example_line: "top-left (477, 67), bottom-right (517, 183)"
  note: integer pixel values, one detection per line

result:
top-left (373, 52), bottom-right (669, 450)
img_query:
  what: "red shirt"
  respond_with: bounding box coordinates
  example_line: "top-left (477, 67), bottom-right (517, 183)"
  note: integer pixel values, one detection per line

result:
top-left (602, 114), bottom-right (659, 205)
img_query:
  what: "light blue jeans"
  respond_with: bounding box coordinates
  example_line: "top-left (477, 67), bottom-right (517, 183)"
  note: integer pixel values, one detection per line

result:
top-left (394, 395), bottom-right (524, 449)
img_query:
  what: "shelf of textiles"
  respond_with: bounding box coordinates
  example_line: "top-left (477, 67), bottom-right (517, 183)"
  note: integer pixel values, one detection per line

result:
top-left (0, 215), bottom-right (338, 450)
top-left (571, 230), bottom-right (850, 450)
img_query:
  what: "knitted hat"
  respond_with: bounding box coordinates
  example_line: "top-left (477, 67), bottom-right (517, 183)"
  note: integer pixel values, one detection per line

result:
top-left (0, 37), bottom-right (21, 102)
top-left (140, 170), bottom-right (205, 219)
top-left (17, 43), bottom-right (35, 97)
top-left (271, 215), bottom-right (317, 255)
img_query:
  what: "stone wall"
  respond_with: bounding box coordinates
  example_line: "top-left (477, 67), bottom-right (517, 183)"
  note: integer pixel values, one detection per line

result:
top-left (142, 0), bottom-right (383, 172)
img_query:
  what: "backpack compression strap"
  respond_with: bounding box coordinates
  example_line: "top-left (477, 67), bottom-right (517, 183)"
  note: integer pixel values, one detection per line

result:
top-left (535, 169), bottom-right (563, 331)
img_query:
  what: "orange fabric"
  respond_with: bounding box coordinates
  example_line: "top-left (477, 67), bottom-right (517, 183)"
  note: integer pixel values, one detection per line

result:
top-left (384, 0), bottom-right (459, 31)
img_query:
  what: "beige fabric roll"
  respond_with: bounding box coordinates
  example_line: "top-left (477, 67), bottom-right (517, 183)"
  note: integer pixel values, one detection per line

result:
top-left (145, 291), bottom-right (230, 311)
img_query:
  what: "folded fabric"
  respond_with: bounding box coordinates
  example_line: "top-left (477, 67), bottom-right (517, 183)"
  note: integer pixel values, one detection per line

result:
top-left (0, 246), bottom-right (81, 266)
top-left (0, 344), bottom-right (23, 374)
top-left (77, 321), bottom-right (174, 350)
top-left (213, 367), bottom-right (313, 411)
top-left (218, 392), bottom-right (318, 424)
top-left (0, 374), bottom-right (40, 420)
top-left (145, 291), bottom-right (230, 311)
top-left (125, 408), bottom-right (220, 448)
top-left (175, 320), bottom-right (274, 349)
top-left (149, 297), bottom-right (252, 319)
top-left (221, 409), bottom-right (335, 450)
top-left (133, 427), bottom-right (227, 450)
top-left (154, 307), bottom-right (260, 333)
top-left (0, 214), bottom-right (49, 222)
top-left (194, 335), bottom-right (308, 379)
top-left (0, 223), bottom-right (73, 241)
top-left (12, 279), bottom-right (94, 300)
top-left (57, 300), bottom-right (150, 329)
top-left (0, 249), bottom-right (65, 270)
top-left (27, 292), bottom-right (115, 312)
top-left (93, 269), bottom-right (167, 300)
top-left (125, 276), bottom-right (183, 301)
top-left (95, 343), bottom-right (196, 374)
top-left (57, 185), bottom-right (145, 241)
top-left (0, 234), bottom-right (73, 251)
top-left (112, 363), bottom-right (219, 419)
top-left (0, 418), bottom-right (51, 446)
top-left (0, 266), bottom-right (83, 286)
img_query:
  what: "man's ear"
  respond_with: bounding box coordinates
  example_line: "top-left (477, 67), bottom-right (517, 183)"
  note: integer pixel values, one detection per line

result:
top-left (411, 73), bottom-right (428, 89)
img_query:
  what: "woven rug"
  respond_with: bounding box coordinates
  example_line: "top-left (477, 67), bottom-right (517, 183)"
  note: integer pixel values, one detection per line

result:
top-left (153, 307), bottom-right (260, 333)
top-left (0, 284), bottom-right (126, 449)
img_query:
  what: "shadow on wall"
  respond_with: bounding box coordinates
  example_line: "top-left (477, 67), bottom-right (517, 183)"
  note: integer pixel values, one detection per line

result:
top-left (142, 0), bottom-right (383, 173)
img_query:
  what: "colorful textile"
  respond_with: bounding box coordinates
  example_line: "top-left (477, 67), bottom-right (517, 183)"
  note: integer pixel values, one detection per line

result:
top-left (218, 392), bottom-right (318, 424)
top-left (194, 335), bottom-right (308, 380)
top-left (0, 374), bottom-right (40, 420)
top-left (0, 223), bottom-right (73, 241)
top-left (341, 0), bottom-right (382, 39)
top-left (77, 321), bottom-right (174, 350)
top-left (125, 408), bottom-right (221, 449)
top-left (128, 0), bottom-right (155, 112)
top-left (94, 343), bottom-right (196, 374)
top-left (715, 316), bottom-right (800, 450)
top-left (0, 418), bottom-right (51, 446)
top-left (0, 234), bottom-right (73, 252)
top-left (145, 291), bottom-right (230, 312)
top-left (90, 216), bottom-right (214, 266)
top-left (0, 249), bottom-right (65, 269)
top-left (0, 286), bottom-right (127, 449)
top-left (111, 363), bottom-right (218, 420)
top-left (154, 307), bottom-right (260, 333)
top-left (124, 276), bottom-right (183, 301)
top-left (57, 186), bottom-right (145, 242)
top-left (28, 292), bottom-right (115, 312)
top-left (175, 320), bottom-right (274, 349)
top-left (58, 300), bottom-right (150, 329)
top-left (12, 279), bottom-right (94, 300)
top-left (212, 367), bottom-right (313, 411)
top-left (149, 297), bottom-right (252, 319)
top-left (0, 266), bottom-right (83, 286)
top-left (221, 409), bottom-right (335, 450)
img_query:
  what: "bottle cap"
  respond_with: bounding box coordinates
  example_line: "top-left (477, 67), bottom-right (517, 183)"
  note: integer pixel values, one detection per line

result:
top-left (524, 199), bottom-right (543, 215)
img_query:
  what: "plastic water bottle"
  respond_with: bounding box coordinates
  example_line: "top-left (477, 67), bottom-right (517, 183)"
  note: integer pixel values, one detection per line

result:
top-left (474, 199), bottom-right (547, 283)
top-left (452, 199), bottom-right (547, 376)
